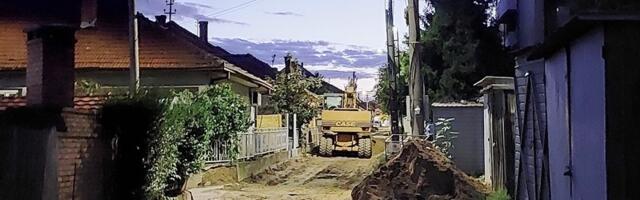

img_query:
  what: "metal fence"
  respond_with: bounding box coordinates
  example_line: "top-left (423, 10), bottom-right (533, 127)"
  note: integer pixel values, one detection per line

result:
top-left (206, 127), bottom-right (289, 164)
top-left (384, 134), bottom-right (429, 160)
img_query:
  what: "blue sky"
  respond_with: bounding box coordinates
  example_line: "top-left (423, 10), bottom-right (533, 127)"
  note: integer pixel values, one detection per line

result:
top-left (139, 0), bottom-right (413, 95)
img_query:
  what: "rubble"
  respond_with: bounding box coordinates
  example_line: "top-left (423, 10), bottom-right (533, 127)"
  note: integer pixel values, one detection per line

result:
top-left (352, 139), bottom-right (488, 200)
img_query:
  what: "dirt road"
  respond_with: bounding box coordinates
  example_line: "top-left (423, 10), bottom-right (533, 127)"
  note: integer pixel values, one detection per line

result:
top-left (189, 155), bottom-right (382, 200)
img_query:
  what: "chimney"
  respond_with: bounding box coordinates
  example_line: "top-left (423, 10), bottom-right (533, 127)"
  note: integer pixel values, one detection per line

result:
top-left (25, 25), bottom-right (77, 107)
top-left (155, 15), bottom-right (167, 25)
top-left (198, 21), bottom-right (209, 42)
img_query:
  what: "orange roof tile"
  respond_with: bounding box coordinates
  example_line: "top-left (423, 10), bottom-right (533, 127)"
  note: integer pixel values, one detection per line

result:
top-left (0, 15), bottom-right (223, 71)
top-left (0, 96), bottom-right (108, 111)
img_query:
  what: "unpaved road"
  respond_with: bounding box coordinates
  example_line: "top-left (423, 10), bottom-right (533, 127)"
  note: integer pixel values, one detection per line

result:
top-left (190, 154), bottom-right (382, 200)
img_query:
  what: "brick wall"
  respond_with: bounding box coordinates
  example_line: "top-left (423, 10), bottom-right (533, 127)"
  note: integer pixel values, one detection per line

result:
top-left (58, 108), bottom-right (111, 200)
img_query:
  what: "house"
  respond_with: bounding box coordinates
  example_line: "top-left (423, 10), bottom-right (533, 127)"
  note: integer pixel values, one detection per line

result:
top-left (496, 0), bottom-right (640, 199)
top-left (0, 0), bottom-right (272, 112)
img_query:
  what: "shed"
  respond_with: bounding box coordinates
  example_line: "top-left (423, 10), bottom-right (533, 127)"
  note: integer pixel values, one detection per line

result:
top-left (475, 76), bottom-right (516, 195)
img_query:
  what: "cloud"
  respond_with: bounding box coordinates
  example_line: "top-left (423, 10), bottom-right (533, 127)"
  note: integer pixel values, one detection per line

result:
top-left (212, 38), bottom-right (385, 92)
top-left (265, 11), bottom-right (303, 17)
top-left (138, 0), bottom-right (248, 25)
top-left (212, 38), bottom-right (386, 69)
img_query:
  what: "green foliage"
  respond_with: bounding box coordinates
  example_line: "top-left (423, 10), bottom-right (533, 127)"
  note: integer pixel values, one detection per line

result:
top-left (487, 188), bottom-right (511, 200)
top-left (421, 0), bottom-right (513, 101)
top-left (75, 79), bottom-right (101, 96)
top-left (374, 52), bottom-right (409, 115)
top-left (433, 118), bottom-right (458, 159)
top-left (102, 84), bottom-right (250, 199)
top-left (269, 58), bottom-right (322, 126)
top-left (101, 92), bottom-right (165, 199)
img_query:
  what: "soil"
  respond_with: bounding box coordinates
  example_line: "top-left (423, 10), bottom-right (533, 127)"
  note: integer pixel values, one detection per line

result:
top-left (351, 139), bottom-right (489, 200)
top-left (189, 154), bottom-right (383, 200)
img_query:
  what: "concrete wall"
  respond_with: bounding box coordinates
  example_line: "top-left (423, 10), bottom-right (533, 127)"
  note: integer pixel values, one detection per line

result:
top-left (190, 150), bottom-right (290, 189)
top-left (569, 27), bottom-right (606, 200)
top-left (432, 105), bottom-right (484, 175)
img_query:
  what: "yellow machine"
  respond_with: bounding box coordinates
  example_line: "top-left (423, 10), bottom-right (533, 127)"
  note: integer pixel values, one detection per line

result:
top-left (318, 73), bottom-right (373, 158)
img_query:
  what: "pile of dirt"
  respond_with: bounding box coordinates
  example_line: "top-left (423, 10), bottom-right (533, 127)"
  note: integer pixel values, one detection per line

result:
top-left (352, 139), bottom-right (488, 200)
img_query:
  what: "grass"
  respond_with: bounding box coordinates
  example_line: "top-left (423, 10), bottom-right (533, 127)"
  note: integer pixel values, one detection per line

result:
top-left (486, 188), bottom-right (510, 200)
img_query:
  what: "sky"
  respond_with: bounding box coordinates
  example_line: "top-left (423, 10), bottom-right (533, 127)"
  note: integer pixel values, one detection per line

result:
top-left (138, 0), bottom-right (414, 99)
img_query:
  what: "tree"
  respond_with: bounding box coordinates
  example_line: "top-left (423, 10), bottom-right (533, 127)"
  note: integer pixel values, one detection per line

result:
top-left (375, 51), bottom-right (411, 115)
top-left (268, 54), bottom-right (323, 147)
top-left (420, 0), bottom-right (514, 101)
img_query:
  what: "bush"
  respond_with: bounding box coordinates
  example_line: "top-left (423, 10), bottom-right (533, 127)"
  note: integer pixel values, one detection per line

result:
top-left (101, 93), bottom-right (164, 199)
top-left (102, 84), bottom-right (250, 199)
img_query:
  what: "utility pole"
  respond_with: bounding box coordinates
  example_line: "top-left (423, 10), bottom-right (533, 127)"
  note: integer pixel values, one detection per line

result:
top-left (128, 0), bottom-right (140, 94)
top-left (408, 0), bottom-right (427, 136)
top-left (164, 0), bottom-right (177, 21)
top-left (385, 0), bottom-right (401, 136)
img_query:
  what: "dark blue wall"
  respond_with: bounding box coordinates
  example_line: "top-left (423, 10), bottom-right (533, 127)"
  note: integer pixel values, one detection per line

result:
top-left (544, 48), bottom-right (572, 199)
top-left (569, 27), bottom-right (606, 199)
top-left (514, 59), bottom-right (547, 200)
top-left (517, 0), bottom-right (545, 48)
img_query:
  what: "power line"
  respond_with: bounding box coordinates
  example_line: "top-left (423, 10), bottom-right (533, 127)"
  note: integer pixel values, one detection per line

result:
top-left (206, 0), bottom-right (262, 18)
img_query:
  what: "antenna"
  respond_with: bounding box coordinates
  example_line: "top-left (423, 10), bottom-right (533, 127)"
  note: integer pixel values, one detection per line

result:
top-left (271, 54), bottom-right (276, 66)
top-left (164, 0), bottom-right (177, 21)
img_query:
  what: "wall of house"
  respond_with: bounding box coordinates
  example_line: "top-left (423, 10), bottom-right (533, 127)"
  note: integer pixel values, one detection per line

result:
top-left (0, 70), bottom-right (216, 94)
top-left (569, 26), bottom-right (606, 200)
top-left (516, 0), bottom-right (545, 49)
top-left (58, 108), bottom-right (111, 200)
top-left (432, 105), bottom-right (484, 175)
top-left (544, 48), bottom-right (572, 200)
top-left (513, 58), bottom-right (547, 199)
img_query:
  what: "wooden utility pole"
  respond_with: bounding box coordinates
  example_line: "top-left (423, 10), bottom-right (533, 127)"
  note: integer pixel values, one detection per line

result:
top-left (385, 0), bottom-right (401, 135)
top-left (128, 0), bottom-right (140, 94)
top-left (408, 0), bottom-right (427, 135)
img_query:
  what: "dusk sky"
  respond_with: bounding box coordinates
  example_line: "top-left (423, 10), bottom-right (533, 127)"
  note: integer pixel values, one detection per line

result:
top-left (139, 0), bottom-right (416, 97)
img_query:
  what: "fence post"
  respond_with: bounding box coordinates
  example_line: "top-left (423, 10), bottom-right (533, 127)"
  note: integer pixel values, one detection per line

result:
top-left (285, 113), bottom-right (290, 157)
top-left (293, 113), bottom-right (298, 157)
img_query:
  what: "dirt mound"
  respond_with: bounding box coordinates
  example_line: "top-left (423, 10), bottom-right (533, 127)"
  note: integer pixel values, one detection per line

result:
top-left (352, 140), bottom-right (488, 200)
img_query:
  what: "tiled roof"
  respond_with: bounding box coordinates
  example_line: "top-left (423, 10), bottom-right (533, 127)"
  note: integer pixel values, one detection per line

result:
top-left (0, 15), bottom-right (224, 71)
top-left (0, 96), bottom-right (108, 111)
top-left (223, 54), bottom-right (277, 79)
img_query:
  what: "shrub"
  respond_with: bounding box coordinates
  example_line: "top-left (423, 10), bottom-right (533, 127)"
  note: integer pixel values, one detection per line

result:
top-left (102, 84), bottom-right (250, 199)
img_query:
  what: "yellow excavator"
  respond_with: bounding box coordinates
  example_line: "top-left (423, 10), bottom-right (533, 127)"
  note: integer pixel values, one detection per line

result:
top-left (318, 73), bottom-right (373, 158)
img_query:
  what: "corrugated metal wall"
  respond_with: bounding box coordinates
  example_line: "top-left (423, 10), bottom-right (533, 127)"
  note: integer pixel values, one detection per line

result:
top-left (432, 105), bottom-right (484, 175)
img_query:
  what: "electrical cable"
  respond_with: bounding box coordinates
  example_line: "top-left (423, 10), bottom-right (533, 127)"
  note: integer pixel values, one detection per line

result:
top-left (205, 0), bottom-right (262, 18)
